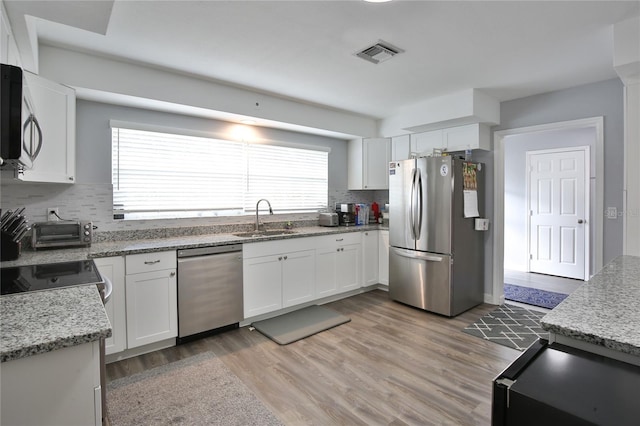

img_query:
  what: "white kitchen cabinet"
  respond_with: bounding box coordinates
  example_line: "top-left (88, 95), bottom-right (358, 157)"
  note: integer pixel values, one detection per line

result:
top-left (243, 239), bottom-right (316, 317)
top-left (362, 230), bottom-right (379, 286)
top-left (315, 233), bottom-right (362, 296)
top-left (410, 129), bottom-right (443, 156)
top-left (444, 123), bottom-right (490, 152)
top-left (378, 230), bottom-right (389, 286)
top-left (125, 251), bottom-right (177, 349)
top-left (13, 72), bottom-right (76, 183)
top-left (391, 134), bottom-right (411, 161)
top-left (244, 255), bottom-right (283, 317)
top-left (348, 137), bottom-right (391, 190)
top-left (409, 123), bottom-right (490, 155)
top-left (1, 4), bottom-right (21, 67)
top-left (281, 249), bottom-right (315, 307)
top-left (94, 256), bottom-right (126, 355)
top-left (1, 341), bottom-right (102, 426)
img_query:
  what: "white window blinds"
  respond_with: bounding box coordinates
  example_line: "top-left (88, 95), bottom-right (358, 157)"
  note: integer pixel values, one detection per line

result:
top-left (111, 124), bottom-right (328, 220)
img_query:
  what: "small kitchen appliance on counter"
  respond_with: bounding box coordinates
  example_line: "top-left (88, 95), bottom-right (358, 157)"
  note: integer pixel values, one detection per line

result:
top-left (335, 203), bottom-right (357, 226)
top-left (32, 220), bottom-right (93, 249)
top-left (318, 212), bottom-right (339, 227)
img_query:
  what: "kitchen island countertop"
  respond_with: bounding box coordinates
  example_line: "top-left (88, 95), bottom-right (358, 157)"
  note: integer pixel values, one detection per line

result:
top-left (541, 255), bottom-right (640, 360)
top-left (0, 285), bottom-right (112, 362)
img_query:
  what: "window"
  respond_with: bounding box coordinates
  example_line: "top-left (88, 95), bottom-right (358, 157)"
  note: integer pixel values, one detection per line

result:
top-left (111, 122), bottom-right (329, 220)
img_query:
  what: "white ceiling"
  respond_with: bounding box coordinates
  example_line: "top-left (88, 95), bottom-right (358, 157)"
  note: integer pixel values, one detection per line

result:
top-left (4, 0), bottom-right (640, 122)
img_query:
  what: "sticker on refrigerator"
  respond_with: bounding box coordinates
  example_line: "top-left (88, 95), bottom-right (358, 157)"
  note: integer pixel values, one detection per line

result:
top-left (440, 164), bottom-right (448, 176)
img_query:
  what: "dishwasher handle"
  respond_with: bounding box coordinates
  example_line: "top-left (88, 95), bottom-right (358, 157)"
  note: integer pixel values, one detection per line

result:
top-left (177, 244), bottom-right (243, 258)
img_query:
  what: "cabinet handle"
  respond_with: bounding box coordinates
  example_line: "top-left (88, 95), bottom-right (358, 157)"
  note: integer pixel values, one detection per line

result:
top-left (336, 248), bottom-right (340, 252)
top-left (278, 257), bottom-right (283, 261)
top-left (284, 256), bottom-right (288, 260)
top-left (170, 271), bottom-right (176, 277)
top-left (144, 260), bottom-right (161, 265)
top-left (336, 238), bottom-right (343, 242)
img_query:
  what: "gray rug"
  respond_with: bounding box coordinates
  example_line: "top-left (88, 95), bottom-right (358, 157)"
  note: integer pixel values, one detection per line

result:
top-left (462, 304), bottom-right (548, 351)
top-left (107, 352), bottom-right (282, 426)
top-left (252, 304), bottom-right (351, 345)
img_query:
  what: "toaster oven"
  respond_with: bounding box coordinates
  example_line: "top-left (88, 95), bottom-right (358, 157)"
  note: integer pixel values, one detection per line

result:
top-left (32, 221), bottom-right (93, 249)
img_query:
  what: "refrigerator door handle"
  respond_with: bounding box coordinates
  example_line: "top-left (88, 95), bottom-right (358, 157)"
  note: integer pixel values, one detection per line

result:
top-left (391, 247), bottom-right (444, 262)
top-left (409, 168), bottom-right (417, 240)
top-left (415, 169), bottom-right (424, 237)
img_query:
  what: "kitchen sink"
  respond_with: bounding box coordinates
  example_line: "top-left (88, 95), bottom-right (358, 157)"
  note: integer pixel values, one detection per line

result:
top-left (233, 229), bottom-right (297, 238)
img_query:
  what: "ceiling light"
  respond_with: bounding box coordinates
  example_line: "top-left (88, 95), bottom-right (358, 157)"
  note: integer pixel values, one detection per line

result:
top-left (364, 0), bottom-right (392, 3)
top-left (240, 119), bottom-right (256, 125)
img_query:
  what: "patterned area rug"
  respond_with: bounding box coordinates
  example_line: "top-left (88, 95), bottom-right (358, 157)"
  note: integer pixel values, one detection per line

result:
top-left (463, 304), bottom-right (548, 351)
top-left (504, 283), bottom-right (569, 309)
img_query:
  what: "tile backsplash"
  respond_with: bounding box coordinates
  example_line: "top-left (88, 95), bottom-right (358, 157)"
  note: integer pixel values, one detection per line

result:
top-left (1, 182), bottom-right (388, 234)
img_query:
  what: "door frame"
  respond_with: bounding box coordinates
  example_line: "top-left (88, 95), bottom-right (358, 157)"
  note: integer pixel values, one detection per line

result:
top-left (525, 146), bottom-right (590, 280)
top-left (492, 117), bottom-right (603, 305)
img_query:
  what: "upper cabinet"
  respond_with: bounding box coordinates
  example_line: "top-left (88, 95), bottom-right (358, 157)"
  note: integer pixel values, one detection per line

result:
top-left (391, 134), bottom-right (411, 161)
top-left (348, 137), bottom-right (391, 190)
top-left (1, 4), bottom-right (21, 67)
top-left (410, 123), bottom-right (490, 156)
top-left (14, 73), bottom-right (76, 183)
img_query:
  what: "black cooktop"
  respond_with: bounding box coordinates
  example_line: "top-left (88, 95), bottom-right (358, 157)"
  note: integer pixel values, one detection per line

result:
top-left (1, 260), bottom-right (103, 295)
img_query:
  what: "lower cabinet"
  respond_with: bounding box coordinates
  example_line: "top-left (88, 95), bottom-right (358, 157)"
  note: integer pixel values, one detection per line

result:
top-left (362, 230), bottom-right (379, 286)
top-left (93, 256), bottom-right (126, 355)
top-left (244, 255), bottom-right (283, 317)
top-left (379, 230), bottom-right (389, 286)
top-left (125, 251), bottom-right (177, 349)
top-left (1, 341), bottom-right (102, 426)
top-left (282, 250), bottom-right (316, 308)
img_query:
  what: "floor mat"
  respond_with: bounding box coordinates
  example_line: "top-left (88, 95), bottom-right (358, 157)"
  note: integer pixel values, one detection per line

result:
top-left (504, 283), bottom-right (569, 309)
top-left (462, 304), bottom-right (547, 351)
top-left (252, 305), bottom-right (350, 345)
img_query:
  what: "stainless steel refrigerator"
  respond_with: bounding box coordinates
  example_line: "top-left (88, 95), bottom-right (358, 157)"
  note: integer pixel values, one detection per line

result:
top-left (388, 156), bottom-right (485, 317)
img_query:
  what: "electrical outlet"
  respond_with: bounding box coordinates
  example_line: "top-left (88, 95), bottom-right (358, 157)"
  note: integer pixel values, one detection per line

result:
top-left (47, 207), bottom-right (60, 221)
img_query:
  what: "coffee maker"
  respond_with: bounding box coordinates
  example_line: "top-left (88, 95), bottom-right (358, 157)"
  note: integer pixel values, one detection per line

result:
top-left (335, 203), bottom-right (356, 226)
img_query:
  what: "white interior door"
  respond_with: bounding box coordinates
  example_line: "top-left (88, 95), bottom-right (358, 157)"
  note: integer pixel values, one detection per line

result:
top-left (527, 147), bottom-right (589, 280)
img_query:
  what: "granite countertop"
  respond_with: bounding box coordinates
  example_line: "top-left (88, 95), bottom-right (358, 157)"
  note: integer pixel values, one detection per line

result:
top-left (1, 224), bottom-right (385, 267)
top-left (1, 285), bottom-right (112, 362)
top-left (0, 224), bottom-right (384, 362)
top-left (541, 255), bottom-right (640, 358)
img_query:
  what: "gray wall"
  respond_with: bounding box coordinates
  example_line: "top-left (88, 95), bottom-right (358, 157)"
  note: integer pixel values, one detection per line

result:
top-left (504, 127), bottom-right (598, 273)
top-left (2, 100), bottom-right (380, 232)
top-left (489, 78), bottom-right (624, 294)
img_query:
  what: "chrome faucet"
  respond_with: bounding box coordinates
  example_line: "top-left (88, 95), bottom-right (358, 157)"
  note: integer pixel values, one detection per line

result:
top-left (255, 199), bottom-right (273, 231)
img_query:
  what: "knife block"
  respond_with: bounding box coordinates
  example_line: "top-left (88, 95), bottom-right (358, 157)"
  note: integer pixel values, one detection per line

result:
top-left (1, 231), bottom-right (21, 261)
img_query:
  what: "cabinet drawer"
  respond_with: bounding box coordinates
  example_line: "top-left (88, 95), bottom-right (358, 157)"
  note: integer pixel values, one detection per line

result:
top-left (126, 251), bottom-right (176, 274)
top-left (315, 232), bottom-right (362, 248)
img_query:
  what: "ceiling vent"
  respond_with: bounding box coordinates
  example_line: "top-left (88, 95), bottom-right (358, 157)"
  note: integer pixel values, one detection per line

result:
top-left (356, 40), bottom-right (404, 64)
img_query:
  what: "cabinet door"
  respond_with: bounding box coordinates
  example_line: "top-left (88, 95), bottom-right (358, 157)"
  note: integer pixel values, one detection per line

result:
top-left (125, 269), bottom-right (177, 348)
top-left (337, 243), bottom-right (361, 292)
top-left (391, 134), bottom-right (411, 161)
top-left (94, 257), bottom-right (126, 355)
top-left (282, 249), bottom-right (315, 308)
top-left (19, 73), bottom-right (76, 183)
top-left (243, 255), bottom-right (283, 318)
top-left (315, 247), bottom-right (338, 298)
top-left (362, 231), bottom-right (379, 286)
top-left (410, 130), bottom-right (444, 155)
top-left (443, 123), bottom-right (490, 152)
top-left (363, 138), bottom-right (390, 189)
top-left (378, 231), bottom-right (389, 286)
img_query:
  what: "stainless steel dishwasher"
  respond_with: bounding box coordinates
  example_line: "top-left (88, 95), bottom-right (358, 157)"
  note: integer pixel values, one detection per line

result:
top-left (177, 244), bottom-right (243, 343)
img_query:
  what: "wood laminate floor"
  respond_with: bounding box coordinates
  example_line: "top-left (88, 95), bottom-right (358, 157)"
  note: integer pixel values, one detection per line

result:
top-left (107, 290), bottom-right (520, 425)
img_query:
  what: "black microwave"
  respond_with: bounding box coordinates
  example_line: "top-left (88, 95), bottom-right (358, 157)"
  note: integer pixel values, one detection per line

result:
top-left (0, 63), bottom-right (41, 170)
